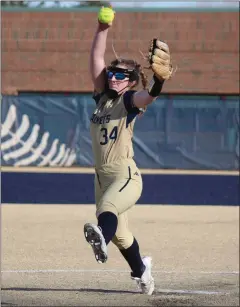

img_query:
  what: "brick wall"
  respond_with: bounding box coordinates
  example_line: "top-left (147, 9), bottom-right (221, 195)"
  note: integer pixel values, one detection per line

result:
top-left (1, 11), bottom-right (239, 94)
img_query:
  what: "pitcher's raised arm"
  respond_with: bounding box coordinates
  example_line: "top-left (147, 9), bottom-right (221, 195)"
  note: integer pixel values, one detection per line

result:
top-left (89, 7), bottom-right (115, 93)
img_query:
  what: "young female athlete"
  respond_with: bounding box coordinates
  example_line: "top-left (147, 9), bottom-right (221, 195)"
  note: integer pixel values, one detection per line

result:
top-left (83, 6), bottom-right (172, 296)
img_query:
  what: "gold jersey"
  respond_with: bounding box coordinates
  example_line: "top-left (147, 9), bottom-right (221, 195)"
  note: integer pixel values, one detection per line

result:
top-left (90, 90), bottom-right (140, 169)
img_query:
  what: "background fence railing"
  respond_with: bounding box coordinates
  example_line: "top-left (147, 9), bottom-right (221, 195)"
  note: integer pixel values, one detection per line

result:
top-left (1, 93), bottom-right (239, 170)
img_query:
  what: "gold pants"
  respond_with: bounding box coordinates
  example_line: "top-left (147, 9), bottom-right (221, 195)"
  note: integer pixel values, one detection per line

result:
top-left (95, 158), bottom-right (142, 249)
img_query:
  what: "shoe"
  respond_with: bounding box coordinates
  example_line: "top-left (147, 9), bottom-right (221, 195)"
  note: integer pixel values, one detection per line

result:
top-left (83, 223), bottom-right (108, 264)
top-left (131, 256), bottom-right (155, 295)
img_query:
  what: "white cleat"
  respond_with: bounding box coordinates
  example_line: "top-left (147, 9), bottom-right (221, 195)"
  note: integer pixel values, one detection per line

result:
top-left (131, 256), bottom-right (155, 295)
top-left (83, 223), bottom-right (108, 264)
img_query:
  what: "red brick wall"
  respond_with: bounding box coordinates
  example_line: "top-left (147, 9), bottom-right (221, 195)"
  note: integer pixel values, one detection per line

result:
top-left (1, 11), bottom-right (239, 94)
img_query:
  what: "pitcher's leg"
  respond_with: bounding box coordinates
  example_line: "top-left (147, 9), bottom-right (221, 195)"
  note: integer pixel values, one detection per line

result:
top-left (111, 212), bottom-right (146, 278)
top-left (112, 213), bottom-right (155, 295)
top-left (96, 176), bottom-right (142, 248)
top-left (84, 170), bottom-right (142, 265)
top-left (84, 174), bottom-right (109, 263)
top-left (111, 211), bottom-right (155, 295)
top-left (96, 174), bottom-right (142, 218)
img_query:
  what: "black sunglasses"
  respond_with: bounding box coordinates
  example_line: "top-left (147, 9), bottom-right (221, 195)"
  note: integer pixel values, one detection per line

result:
top-left (107, 71), bottom-right (129, 80)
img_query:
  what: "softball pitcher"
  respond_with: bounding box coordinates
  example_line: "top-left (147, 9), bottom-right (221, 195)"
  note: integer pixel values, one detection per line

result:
top-left (83, 6), bottom-right (173, 295)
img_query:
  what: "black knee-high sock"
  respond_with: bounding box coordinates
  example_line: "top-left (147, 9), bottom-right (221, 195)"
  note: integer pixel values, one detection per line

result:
top-left (97, 211), bottom-right (118, 245)
top-left (119, 237), bottom-right (145, 278)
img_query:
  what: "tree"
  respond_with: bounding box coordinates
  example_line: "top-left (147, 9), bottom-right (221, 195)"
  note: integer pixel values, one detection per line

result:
top-left (1, 1), bottom-right (110, 7)
top-left (1, 1), bottom-right (27, 6)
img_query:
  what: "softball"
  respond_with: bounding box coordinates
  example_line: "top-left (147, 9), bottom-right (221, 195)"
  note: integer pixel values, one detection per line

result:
top-left (98, 6), bottom-right (115, 24)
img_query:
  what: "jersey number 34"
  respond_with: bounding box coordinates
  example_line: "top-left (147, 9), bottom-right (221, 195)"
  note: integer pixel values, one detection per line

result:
top-left (100, 126), bottom-right (118, 145)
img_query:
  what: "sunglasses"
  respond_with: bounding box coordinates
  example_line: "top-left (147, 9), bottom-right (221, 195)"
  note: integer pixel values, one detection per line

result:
top-left (107, 71), bottom-right (129, 80)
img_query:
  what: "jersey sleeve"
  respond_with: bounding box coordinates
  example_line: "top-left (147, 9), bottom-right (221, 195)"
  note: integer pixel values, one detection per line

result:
top-left (123, 90), bottom-right (141, 114)
top-left (92, 91), bottom-right (104, 105)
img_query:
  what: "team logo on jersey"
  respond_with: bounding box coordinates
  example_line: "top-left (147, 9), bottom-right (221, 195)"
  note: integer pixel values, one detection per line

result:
top-left (105, 99), bottom-right (113, 108)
